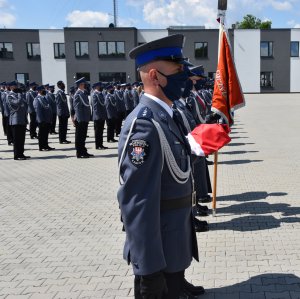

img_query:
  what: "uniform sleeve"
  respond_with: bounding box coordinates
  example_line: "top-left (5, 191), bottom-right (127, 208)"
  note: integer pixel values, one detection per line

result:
top-left (117, 118), bottom-right (166, 276)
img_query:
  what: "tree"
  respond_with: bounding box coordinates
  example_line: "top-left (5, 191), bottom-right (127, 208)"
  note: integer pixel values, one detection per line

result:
top-left (235, 14), bottom-right (272, 29)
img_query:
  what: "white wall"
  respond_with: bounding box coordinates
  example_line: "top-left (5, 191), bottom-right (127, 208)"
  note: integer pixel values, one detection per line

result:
top-left (234, 29), bottom-right (260, 93)
top-left (137, 29), bottom-right (168, 44)
top-left (290, 29), bottom-right (300, 92)
top-left (39, 29), bottom-right (67, 87)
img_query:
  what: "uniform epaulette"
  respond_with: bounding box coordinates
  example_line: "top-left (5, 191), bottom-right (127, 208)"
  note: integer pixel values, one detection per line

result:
top-left (137, 106), bottom-right (153, 120)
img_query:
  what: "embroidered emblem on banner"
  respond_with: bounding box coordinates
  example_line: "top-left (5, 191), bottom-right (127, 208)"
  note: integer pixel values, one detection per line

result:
top-left (128, 139), bottom-right (150, 167)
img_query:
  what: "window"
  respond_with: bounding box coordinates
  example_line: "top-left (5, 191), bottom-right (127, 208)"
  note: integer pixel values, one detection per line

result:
top-left (99, 72), bottom-right (126, 83)
top-left (75, 72), bottom-right (90, 82)
top-left (27, 43), bottom-right (40, 59)
top-left (75, 42), bottom-right (89, 58)
top-left (15, 73), bottom-right (29, 85)
top-left (54, 43), bottom-right (65, 59)
top-left (208, 72), bottom-right (216, 79)
top-left (195, 42), bottom-right (208, 58)
top-left (261, 72), bottom-right (273, 88)
top-left (98, 41), bottom-right (125, 57)
top-left (0, 42), bottom-right (13, 59)
top-left (291, 41), bottom-right (299, 57)
top-left (261, 41), bottom-right (273, 57)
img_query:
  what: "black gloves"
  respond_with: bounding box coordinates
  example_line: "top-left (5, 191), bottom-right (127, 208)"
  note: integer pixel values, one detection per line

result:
top-left (140, 271), bottom-right (168, 299)
top-left (205, 113), bottom-right (221, 124)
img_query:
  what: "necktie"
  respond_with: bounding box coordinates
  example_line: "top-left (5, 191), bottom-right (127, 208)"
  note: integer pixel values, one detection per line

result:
top-left (172, 105), bottom-right (191, 155)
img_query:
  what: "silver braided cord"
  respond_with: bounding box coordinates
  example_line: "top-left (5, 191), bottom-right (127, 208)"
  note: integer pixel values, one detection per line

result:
top-left (192, 92), bottom-right (206, 124)
top-left (177, 108), bottom-right (191, 133)
top-left (151, 119), bottom-right (191, 184)
top-left (78, 93), bottom-right (91, 107)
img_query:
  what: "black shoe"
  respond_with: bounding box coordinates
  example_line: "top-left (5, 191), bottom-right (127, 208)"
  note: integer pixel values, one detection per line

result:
top-left (77, 154), bottom-right (90, 159)
top-left (60, 140), bottom-right (71, 144)
top-left (86, 153), bottom-right (94, 157)
top-left (195, 205), bottom-right (209, 217)
top-left (8, 142), bottom-right (13, 146)
top-left (14, 156), bottom-right (26, 160)
top-left (183, 279), bottom-right (205, 296)
top-left (44, 146), bottom-right (55, 151)
top-left (22, 155), bottom-right (31, 159)
top-left (51, 131), bottom-right (58, 134)
top-left (107, 139), bottom-right (117, 143)
top-left (198, 195), bottom-right (212, 203)
top-left (31, 135), bottom-right (38, 139)
top-left (96, 146), bottom-right (108, 150)
top-left (194, 218), bottom-right (209, 232)
top-left (206, 160), bottom-right (214, 165)
top-left (86, 135), bottom-right (90, 138)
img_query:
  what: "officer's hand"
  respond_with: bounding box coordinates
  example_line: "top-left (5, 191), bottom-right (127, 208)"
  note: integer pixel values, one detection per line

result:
top-left (205, 113), bottom-right (221, 124)
top-left (140, 271), bottom-right (168, 299)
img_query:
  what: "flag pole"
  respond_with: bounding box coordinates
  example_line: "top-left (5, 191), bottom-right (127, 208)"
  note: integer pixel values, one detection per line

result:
top-left (212, 0), bottom-right (227, 217)
top-left (212, 151), bottom-right (218, 216)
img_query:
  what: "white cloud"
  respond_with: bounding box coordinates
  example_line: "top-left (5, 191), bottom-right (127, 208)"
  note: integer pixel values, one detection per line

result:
top-left (118, 17), bottom-right (139, 27)
top-left (270, 1), bottom-right (292, 11)
top-left (66, 10), bottom-right (111, 27)
top-left (0, 0), bottom-right (16, 27)
top-left (142, 0), bottom-right (218, 28)
top-left (294, 24), bottom-right (300, 28)
top-left (0, 12), bottom-right (16, 27)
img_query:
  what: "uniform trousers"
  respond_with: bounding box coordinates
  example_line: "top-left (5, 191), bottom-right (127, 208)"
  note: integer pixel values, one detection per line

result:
top-left (134, 271), bottom-right (184, 299)
top-left (38, 122), bottom-right (50, 149)
top-left (2, 114), bottom-right (7, 135)
top-left (75, 121), bottom-right (88, 156)
top-left (58, 116), bottom-right (68, 142)
top-left (12, 125), bottom-right (26, 158)
top-left (6, 120), bottom-right (13, 144)
top-left (94, 119), bottom-right (105, 148)
top-left (50, 113), bottom-right (57, 133)
top-left (115, 111), bottom-right (125, 135)
top-left (106, 118), bottom-right (116, 141)
top-left (29, 112), bottom-right (38, 137)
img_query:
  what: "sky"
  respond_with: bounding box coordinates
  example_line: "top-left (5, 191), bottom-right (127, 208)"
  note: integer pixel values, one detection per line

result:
top-left (0, 0), bottom-right (300, 29)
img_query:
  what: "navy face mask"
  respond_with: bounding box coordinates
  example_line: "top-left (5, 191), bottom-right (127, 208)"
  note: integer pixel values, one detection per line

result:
top-left (157, 69), bottom-right (189, 102)
top-left (194, 79), bottom-right (206, 91)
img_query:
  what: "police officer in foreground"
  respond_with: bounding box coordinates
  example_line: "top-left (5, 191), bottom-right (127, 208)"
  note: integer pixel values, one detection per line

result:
top-left (7, 81), bottom-right (29, 160)
top-left (118, 34), bottom-right (204, 299)
top-left (91, 82), bottom-right (108, 150)
top-left (56, 80), bottom-right (71, 144)
top-left (73, 77), bottom-right (93, 158)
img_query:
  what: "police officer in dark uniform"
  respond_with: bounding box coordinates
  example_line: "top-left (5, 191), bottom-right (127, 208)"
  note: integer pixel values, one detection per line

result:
top-left (56, 80), bottom-right (71, 144)
top-left (46, 85), bottom-right (58, 134)
top-left (105, 84), bottom-right (118, 143)
top-left (26, 82), bottom-right (38, 139)
top-left (7, 81), bottom-right (29, 160)
top-left (3, 83), bottom-right (13, 145)
top-left (114, 83), bottom-right (126, 137)
top-left (123, 83), bottom-right (134, 117)
top-left (0, 81), bottom-right (7, 136)
top-left (118, 34), bottom-right (203, 299)
top-left (33, 86), bottom-right (54, 151)
top-left (73, 77), bottom-right (93, 158)
top-left (91, 82), bottom-right (108, 150)
top-left (68, 86), bottom-right (76, 127)
top-left (132, 82), bottom-right (140, 108)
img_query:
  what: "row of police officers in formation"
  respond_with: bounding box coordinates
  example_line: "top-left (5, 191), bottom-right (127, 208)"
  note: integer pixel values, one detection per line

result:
top-left (0, 79), bottom-right (145, 159)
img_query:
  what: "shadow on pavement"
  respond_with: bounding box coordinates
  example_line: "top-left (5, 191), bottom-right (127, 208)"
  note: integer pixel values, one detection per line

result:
top-left (230, 131), bottom-right (248, 134)
top-left (32, 155), bottom-right (70, 160)
top-left (217, 201), bottom-right (300, 217)
top-left (218, 159), bottom-right (263, 165)
top-left (221, 150), bottom-right (259, 155)
top-left (230, 136), bottom-right (250, 139)
top-left (200, 273), bottom-right (300, 299)
top-left (227, 142), bottom-right (255, 146)
top-left (217, 191), bottom-right (288, 202)
top-left (210, 215), bottom-right (300, 231)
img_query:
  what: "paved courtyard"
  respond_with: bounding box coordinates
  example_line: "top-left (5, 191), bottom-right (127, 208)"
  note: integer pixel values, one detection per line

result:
top-left (0, 93), bottom-right (300, 299)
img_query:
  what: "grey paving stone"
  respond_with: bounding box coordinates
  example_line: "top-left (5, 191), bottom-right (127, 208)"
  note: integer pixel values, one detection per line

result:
top-left (1, 94), bottom-right (300, 298)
